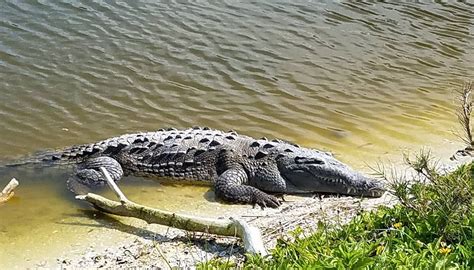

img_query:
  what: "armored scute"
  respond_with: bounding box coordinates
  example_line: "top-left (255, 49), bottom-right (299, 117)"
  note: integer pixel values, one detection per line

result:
top-left (20, 127), bottom-right (385, 208)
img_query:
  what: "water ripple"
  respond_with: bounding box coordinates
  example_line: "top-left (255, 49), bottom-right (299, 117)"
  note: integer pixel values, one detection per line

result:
top-left (0, 1), bottom-right (472, 166)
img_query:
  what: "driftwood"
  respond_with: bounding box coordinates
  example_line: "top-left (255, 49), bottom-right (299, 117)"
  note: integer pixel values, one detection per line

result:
top-left (76, 167), bottom-right (267, 255)
top-left (0, 178), bottom-right (19, 203)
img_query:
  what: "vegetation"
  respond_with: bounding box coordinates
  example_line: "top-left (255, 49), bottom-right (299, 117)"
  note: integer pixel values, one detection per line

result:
top-left (198, 82), bottom-right (473, 269)
top-left (454, 81), bottom-right (474, 158)
top-left (199, 157), bottom-right (473, 269)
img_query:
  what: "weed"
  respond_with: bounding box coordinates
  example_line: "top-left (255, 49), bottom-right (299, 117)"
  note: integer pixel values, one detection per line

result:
top-left (243, 160), bottom-right (472, 269)
top-left (199, 159), bottom-right (473, 269)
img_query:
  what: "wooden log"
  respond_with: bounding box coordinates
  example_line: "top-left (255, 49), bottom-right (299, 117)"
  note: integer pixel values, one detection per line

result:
top-left (0, 178), bottom-right (19, 203)
top-left (75, 167), bottom-right (267, 255)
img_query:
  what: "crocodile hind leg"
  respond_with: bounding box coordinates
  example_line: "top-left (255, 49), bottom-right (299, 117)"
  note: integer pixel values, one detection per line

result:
top-left (214, 165), bottom-right (281, 208)
top-left (67, 156), bottom-right (124, 195)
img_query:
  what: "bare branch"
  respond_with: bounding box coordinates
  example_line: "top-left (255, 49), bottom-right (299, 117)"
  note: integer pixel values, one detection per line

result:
top-left (76, 168), bottom-right (267, 255)
top-left (457, 82), bottom-right (473, 145)
top-left (100, 167), bottom-right (129, 203)
top-left (452, 81), bottom-right (474, 159)
top-left (0, 178), bottom-right (19, 204)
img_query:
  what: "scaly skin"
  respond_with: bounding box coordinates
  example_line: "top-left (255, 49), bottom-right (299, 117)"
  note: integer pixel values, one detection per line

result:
top-left (18, 127), bottom-right (385, 208)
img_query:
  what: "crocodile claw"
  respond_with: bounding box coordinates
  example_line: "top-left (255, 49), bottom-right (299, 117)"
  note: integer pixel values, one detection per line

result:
top-left (254, 192), bottom-right (281, 209)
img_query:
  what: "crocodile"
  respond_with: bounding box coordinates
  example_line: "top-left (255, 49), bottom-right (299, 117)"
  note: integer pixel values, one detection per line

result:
top-left (10, 127), bottom-right (385, 208)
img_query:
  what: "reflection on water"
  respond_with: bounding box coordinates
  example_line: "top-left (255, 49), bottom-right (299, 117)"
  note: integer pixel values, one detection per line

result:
top-left (0, 0), bottom-right (473, 267)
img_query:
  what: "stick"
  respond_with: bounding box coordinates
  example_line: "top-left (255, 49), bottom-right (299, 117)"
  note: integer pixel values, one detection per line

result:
top-left (230, 217), bottom-right (267, 255)
top-left (99, 167), bottom-right (129, 203)
top-left (76, 168), bottom-right (267, 255)
top-left (0, 178), bottom-right (19, 203)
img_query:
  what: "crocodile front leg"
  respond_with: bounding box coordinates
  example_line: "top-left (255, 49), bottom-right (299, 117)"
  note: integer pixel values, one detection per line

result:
top-left (67, 156), bottom-right (124, 194)
top-left (214, 165), bottom-right (281, 208)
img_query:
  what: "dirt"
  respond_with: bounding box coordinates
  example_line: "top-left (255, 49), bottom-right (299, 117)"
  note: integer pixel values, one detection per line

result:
top-left (45, 192), bottom-right (393, 269)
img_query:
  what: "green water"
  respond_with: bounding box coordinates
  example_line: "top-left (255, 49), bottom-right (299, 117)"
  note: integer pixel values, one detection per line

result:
top-left (0, 1), bottom-right (473, 267)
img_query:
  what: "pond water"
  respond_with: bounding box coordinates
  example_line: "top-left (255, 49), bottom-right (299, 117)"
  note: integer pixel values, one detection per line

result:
top-left (0, 1), bottom-right (473, 267)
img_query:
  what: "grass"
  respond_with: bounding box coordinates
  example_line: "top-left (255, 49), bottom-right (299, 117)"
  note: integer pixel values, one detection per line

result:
top-left (199, 157), bottom-right (473, 269)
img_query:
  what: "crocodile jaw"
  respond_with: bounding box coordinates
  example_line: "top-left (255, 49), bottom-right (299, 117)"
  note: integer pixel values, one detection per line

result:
top-left (281, 166), bottom-right (385, 197)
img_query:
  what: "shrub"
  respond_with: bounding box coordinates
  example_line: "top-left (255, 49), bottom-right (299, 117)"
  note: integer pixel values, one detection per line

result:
top-left (199, 159), bottom-right (473, 269)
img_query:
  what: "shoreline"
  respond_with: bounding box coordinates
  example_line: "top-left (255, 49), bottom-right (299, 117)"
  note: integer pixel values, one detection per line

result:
top-left (55, 193), bottom-right (396, 269)
top-left (2, 139), bottom-right (470, 269)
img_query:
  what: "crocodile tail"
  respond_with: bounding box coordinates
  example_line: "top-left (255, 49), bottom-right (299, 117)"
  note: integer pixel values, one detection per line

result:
top-left (1, 140), bottom-right (117, 169)
top-left (1, 150), bottom-right (68, 168)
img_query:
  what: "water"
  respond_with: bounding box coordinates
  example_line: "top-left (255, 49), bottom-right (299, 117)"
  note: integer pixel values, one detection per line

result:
top-left (0, 0), bottom-right (473, 267)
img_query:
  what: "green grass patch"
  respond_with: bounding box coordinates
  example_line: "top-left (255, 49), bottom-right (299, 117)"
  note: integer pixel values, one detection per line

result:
top-left (199, 157), bottom-right (473, 269)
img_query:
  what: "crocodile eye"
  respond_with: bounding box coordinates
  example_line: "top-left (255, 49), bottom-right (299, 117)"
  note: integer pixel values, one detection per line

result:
top-left (294, 157), bottom-right (324, 165)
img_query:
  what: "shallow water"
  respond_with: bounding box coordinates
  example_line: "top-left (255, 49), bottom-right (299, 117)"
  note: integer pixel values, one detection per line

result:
top-left (0, 1), bottom-right (473, 267)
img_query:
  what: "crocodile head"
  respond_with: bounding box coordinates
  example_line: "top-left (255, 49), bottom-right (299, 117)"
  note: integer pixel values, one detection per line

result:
top-left (276, 149), bottom-right (385, 197)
